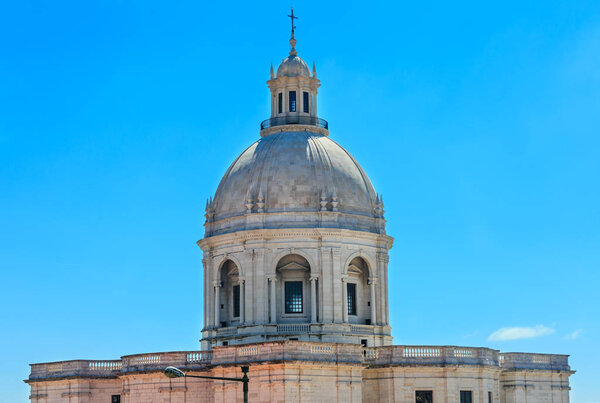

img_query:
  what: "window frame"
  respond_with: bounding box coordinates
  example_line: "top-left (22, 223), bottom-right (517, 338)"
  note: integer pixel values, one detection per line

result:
top-left (303, 91), bottom-right (309, 113)
top-left (347, 282), bottom-right (357, 316)
top-left (232, 284), bottom-right (240, 318)
top-left (415, 390), bottom-right (433, 403)
top-left (289, 91), bottom-right (297, 112)
top-left (460, 391), bottom-right (473, 403)
top-left (284, 281), bottom-right (303, 314)
top-left (278, 93), bottom-right (283, 114)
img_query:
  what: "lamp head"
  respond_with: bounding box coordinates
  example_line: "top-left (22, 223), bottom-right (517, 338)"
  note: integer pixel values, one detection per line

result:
top-left (164, 366), bottom-right (185, 378)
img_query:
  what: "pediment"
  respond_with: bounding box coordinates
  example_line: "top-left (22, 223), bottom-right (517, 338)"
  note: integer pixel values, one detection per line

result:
top-left (348, 264), bottom-right (363, 275)
top-left (278, 261), bottom-right (309, 271)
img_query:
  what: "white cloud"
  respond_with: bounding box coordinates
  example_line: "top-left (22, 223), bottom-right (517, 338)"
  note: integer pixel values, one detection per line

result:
top-left (487, 325), bottom-right (555, 341)
top-left (565, 329), bottom-right (583, 340)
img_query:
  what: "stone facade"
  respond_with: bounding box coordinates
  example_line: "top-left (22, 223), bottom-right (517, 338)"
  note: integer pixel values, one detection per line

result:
top-left (26, 342), bottom-right (572, 402)
top-left (199, 228), bottom-right (393, 349)
top-left (26, 22), bottom-right (574, 403)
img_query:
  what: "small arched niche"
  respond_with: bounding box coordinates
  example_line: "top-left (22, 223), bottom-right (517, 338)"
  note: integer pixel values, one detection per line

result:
top-left (275, 254), bottom-right (312, 323)
top-left (218, 260), bottom-right (241, 327)
top-left (347, 257), bottom-right (371, 325)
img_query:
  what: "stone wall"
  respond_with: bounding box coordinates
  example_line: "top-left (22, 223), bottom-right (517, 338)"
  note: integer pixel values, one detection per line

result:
top-left (26, 342), bottom-right (573, 403)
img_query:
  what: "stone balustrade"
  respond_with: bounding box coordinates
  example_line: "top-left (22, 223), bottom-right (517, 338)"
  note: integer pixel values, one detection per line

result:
top-left (499, 352), bottom-right (571, 371)
top-left (29, 351), bottom-right (212, 380)
top-left (29, 360), bottom-right (122, 380)
top-left (28, 344), bottom-right (571, 381)
top-left (207, 323), bottom-right (391, 340)
top-left (366, 345), bottom-right (500, 367)
top-left (211, 341), bottom-right (364, 365)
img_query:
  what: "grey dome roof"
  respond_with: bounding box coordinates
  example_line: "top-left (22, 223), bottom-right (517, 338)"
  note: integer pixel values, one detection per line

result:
top-left (210, 131), bottom-right (380, 235)
top-left (276, 55), bottom-right (310, 78)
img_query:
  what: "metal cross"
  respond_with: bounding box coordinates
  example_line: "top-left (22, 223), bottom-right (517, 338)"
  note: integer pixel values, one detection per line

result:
top-left (288, 7), bottom-right (298, 35)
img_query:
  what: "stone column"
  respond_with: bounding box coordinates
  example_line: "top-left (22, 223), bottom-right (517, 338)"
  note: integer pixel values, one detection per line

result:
top-left (368, 277), bottom-right (377, 325)
top-left (202, 257), bottom-right (209, 328)
top-left (310, 275), bottom-right (318, 323)
top-left (269, 277), bottom-right (277, 324)
top-left (341, 276), bottom-right (348, 323)
top-left (213, 281), bottom-right (221, 327)
top-left (240, 278), bottom-right (245, 325)
top-left (332, 248), bottom-right (342, 323)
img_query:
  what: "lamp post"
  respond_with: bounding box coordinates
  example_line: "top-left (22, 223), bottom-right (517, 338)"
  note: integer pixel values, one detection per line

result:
top-left (164, 366), bottom-right (249, 403)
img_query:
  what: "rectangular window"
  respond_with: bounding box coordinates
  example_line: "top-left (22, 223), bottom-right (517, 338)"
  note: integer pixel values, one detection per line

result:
top-left (416, 391), bottom-right (433, 403)
top-left (285, 281), bottom-right (303, 313)
top-left (111, 396), bottom-right (121, 403)
top-left (233, 284), bottom-right (240, 317)
top-left (303, 91), bottom-right (309, 113)
top-left (460, 391), bottom-right (472, 403)
top-left (289, 91), bottom-right (297, 112)
top-left (278, 93), bottom-right (282, 114)
top-left (488, 391), bottom-right (493, 403)
top-left (347, 283), bottom-right (357, 316)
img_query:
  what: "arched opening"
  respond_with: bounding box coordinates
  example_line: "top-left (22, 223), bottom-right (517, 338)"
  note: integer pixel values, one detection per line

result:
top-left (274, 254), bottom-right (313, 324)
top-left (218, 260), bottom-right (241, 327)
top-left (347, 257), bottom-right (371, 325)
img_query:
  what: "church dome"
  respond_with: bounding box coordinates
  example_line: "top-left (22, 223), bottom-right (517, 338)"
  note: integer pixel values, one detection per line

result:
top-left (276, 54), bottom-right (310, 78)
top-left (208, 131), bottom-right (382, 236)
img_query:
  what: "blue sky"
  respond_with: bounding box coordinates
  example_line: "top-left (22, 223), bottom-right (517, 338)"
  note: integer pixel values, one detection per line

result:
top-left (0, 0), bottom-right (599, 401)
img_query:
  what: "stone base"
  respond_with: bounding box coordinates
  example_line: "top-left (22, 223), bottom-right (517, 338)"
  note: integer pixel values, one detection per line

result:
top-left (201, 323), bottom-right (393, 349)
top-left (26, 341), bottom-right (573, 403)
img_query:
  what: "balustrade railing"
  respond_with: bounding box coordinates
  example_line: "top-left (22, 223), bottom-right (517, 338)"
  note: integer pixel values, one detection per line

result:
top-left (369, 346), bottom-right (499, 367)
top-left (88, 360), bottom-right (122, 372)
top-left (28, 345), bottom-right (571, 381)
top-left (30, 360), bottom-right (122, 379)
top-left (277, 324), bottom-right (310, 333)
top-left (499, 352), bottom-right (570, 371)
top-left (260, 116), bottom-right (328, 130)
top-left (217, 327), bottom-right (238, 336)
top-left (211, 341), bottom-right (363, 365)
top-left (186, 351), bottom-right (212, 364)
top-left (350, 325), bottom-right (374, 334)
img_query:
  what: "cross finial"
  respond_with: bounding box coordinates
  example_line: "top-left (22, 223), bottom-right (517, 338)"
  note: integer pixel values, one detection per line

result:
top-left (288, 7), bottom-right (298, 36)
top-left (287, 7), bottom-right (299, 56)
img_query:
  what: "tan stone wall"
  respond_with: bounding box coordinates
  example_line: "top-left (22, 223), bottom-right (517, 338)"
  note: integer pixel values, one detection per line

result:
top-left (362, 366), bottom-right (501, 403)
top-left (26, 345), bottom-right (573, 403)
top-left (212, 363), bottom-right (362, 403)
top-left (28, 363), bottom-right (365, 403)
top-left (500, 370), bottom-right (571, 403)
top-left (29, 379), bottom-right (121, 403)
top-left (28, 364), bottom-right (574, 403)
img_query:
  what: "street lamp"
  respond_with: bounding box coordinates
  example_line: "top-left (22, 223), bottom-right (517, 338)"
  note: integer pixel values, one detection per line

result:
top-left (164, 365), bottom-right (249, 403)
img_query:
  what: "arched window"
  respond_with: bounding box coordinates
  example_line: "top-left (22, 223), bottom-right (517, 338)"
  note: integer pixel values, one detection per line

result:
top-left (347, 257), bottom-right (371, 325)
top-left (218, 260), bottom-right (241, 327)
top-left (275, 254), bottom-right (312, 323)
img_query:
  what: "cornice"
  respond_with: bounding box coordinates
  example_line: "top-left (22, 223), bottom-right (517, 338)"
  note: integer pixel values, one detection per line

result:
top-left (197, 227), bottom-right (394, 251)
top-left (260, 124), bottom-right (328, 137)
